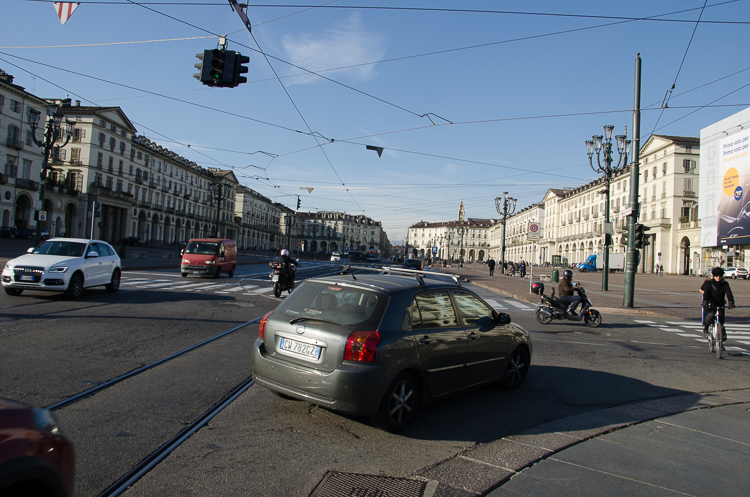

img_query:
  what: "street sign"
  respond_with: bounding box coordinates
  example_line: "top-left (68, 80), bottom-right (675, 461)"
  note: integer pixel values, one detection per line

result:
top-left (36, 211), bottom-right (47, 222)
top-left (432, 246), bottom-right (438, 254)
top-left (528, 223), bottom-right (540, 240)
top-left (604, 222), bottom-right (612, 234)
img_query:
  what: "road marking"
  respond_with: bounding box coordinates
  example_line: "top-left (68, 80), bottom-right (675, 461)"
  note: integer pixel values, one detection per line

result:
top-left (634, 320), bottom-right (655, 324)
top-left (253, 287), bottom-right (274, 294)
top-left (184, 284), bottom-right (230, 291)
top-left (215, 287), bottom-right (245, 293)
top-left (506, 300), bottom-right (533, 309)
top-left (736, 340), bottom-right (750, 345)
top-left (660, 328), bottom-right (685, 332)
top-left (677, 333), bottom-right (700, 337)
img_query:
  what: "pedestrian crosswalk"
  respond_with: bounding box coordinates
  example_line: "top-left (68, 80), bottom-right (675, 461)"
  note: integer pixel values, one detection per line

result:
top-left (120, 276), bottom-right (538, 309)
top-left (484, 298), bottom-right (535, 312)
top-left (633, 319), bottom-right (750, 355)
top-left (121, 277), bottom-right (276, 297)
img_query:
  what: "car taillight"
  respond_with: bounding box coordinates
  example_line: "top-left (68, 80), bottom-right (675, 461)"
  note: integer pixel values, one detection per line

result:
top-left (344, 331), bottom-right (380, 362)
top-left (259, 310), bottom-right (274, 339)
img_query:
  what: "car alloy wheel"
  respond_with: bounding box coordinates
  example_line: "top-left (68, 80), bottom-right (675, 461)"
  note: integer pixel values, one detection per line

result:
top-left (106, 269), bottom-right (121, 292)
top-left (499, 347), bottom-right (530, 390)
top-left (372, 372), bottom-right (419, 433)
top-left (65, 273), bottom-right (84, 300)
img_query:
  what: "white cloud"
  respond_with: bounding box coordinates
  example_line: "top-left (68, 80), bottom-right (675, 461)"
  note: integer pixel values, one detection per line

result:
top-left (280, 13), bottom-right (386, 85)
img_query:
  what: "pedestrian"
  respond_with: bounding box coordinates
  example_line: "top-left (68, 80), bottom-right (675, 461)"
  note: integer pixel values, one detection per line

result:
top-left (660, 264), bottom-right (664, 275)
top-left (655, 264), bottom-right (659, 276)
top-left (488, 257), bottom-right (496, 276)
top-left (520, 260), bottom-right (527, 279)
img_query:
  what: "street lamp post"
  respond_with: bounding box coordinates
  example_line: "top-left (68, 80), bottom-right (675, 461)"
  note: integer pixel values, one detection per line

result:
top-left (586, 125), bottom-right (630, 291)
top-left (28, 104), bottom-right (74, 245)
top-left (208, 181), bottom-right (230, 238)
top-left (495, 192), bottom-right (517, 275)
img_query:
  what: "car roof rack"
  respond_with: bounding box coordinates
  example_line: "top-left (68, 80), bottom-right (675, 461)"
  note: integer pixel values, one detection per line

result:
top-left (340, 265), bottom-right (461, 287)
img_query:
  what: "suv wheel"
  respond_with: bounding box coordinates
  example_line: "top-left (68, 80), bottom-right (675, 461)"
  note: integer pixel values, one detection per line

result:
top-left (4, 288), bottom-right (23, 296)
top-left (371, 372), bottom-right (420, 433)
top-left (64, 272), bottom-right (84, 300)
top-left (106, 268), bottom-right (121, 292)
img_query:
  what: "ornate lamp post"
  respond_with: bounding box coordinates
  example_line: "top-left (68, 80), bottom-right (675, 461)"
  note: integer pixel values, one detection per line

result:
top-left (495, 192), bottom-right (517, 275)
top-left (29, 104), bottom-right (74, 245)
top-left (586, 125), bottom-right (630, 291)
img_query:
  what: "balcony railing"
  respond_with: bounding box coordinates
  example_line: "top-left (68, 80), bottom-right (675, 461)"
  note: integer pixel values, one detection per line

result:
top-left (6, 136), bottom-right (24, 150)
top-left (15, 178), bottom-right (39, 191)
top-left (683, 190), bottom-right (696, 197)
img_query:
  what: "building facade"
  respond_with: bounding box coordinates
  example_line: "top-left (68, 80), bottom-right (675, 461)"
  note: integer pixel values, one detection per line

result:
top-left (296, 211), bottom-right (387, 256)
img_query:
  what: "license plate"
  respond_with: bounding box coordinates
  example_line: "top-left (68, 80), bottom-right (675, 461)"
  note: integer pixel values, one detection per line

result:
top-left (193, 271), bottom-right (202, 274)
top-left (20, 275), bottom-right (34, 281)
top-left (279, 337), bottom-right (321, 359)
top-left (272, 274), bottom-right (279, 282)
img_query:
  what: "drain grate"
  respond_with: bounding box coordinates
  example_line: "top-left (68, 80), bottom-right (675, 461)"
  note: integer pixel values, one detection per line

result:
top-left (310, 471), bottom-right (426, 497)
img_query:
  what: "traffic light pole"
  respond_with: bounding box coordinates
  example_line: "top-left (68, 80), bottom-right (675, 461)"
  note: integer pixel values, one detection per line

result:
top-left (624, 54), bottom-right (642, 308)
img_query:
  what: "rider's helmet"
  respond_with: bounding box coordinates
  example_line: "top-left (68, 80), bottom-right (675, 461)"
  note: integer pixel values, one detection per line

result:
top-left (562, 269), bottom-right (574, 279)
top-left (280, 249), bottom-right (289, 256)
top-left (711, 267), bottom-right (724, 278)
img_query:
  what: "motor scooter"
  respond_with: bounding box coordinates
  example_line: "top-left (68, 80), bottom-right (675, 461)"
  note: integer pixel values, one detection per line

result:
top-left (269, 262), bottom-right (297, 297)
top-left (531, 281), bottom-right (602, 327)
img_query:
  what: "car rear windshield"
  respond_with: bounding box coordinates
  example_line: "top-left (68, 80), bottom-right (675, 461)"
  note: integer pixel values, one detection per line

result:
top-left (33, 241), bottom-right (86, 257)
top-left (275, 282), bottom-right (388, 328)
top-left (185, 241), bottom-right (219, 255)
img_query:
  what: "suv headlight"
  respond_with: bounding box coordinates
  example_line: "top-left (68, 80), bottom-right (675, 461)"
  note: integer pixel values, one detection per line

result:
top-left (48, 266), bottom-right (69, 273)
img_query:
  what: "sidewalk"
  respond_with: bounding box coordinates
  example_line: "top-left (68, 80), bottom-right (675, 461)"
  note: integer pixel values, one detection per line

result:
top-left (439, 263), bottom-right (750, 321)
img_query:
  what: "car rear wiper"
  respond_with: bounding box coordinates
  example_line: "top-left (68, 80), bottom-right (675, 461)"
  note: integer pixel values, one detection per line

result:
top-left (289, 317), bottom-right (340, 325)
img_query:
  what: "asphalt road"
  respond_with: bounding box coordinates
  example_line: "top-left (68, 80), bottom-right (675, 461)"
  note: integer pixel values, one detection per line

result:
top-left (1, 261), bottom-right (749, 496)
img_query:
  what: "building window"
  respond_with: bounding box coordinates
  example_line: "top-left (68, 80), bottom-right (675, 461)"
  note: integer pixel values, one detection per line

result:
top-left (23, 160), bottom-right (32, 179)
top-left (9, 100), bottom-right (21, 113)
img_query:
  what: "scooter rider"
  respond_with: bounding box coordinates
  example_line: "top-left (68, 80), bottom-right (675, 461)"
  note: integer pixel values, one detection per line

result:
top-left (557, 269), bottom-right (582, 315)
top-left (700, 266), bottom-right (735, 342)
top-left (277, 249), bottom-right (300, 286)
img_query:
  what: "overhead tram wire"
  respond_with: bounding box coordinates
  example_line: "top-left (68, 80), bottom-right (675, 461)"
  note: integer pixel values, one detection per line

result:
top-left (123, 0), bottom-right (427, 120)
top-left (24, 1), bottom-right (746, 25)
top-left (650, 0), bottom-right (710, 136)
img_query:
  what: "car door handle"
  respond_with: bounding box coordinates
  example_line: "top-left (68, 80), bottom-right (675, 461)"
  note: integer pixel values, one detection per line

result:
top-left (419, 336), bottom-right (434, 345)
top-left (468, 332), bottom-right (478, 340)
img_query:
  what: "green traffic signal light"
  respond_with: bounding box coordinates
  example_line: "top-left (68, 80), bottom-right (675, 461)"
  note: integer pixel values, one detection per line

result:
top-left (210, 48), bottom-right (225, 83)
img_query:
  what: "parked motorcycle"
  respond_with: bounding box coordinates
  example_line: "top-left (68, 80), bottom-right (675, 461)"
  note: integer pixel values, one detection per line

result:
top-left (269, 262), bottom-right (298, 297)
top-left (531, 281), bottom-right (602, 327)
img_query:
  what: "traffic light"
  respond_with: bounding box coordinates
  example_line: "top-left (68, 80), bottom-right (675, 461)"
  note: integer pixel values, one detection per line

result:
top-left (634, 223), bottom-right (651, 249)
top-left (209, 48), bottom-right (226, 85)
top-left (233, 52), bottom-right (249, 86)
top-left (296, 196), bottom-right (301, 210)
top-left (193, 50), bottom-right (211, 84)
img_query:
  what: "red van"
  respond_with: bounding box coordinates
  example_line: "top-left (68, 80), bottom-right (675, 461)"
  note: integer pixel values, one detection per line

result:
top-left (180, 238), bottom-right (237, 278)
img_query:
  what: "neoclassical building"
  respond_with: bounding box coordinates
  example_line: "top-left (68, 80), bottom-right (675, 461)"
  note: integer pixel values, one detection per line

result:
top-left (296, 211), bottom-right (388, 256)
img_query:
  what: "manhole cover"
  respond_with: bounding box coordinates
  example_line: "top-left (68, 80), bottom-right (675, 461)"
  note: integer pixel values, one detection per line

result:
top-left (310, 471), bottom-right (426, 497)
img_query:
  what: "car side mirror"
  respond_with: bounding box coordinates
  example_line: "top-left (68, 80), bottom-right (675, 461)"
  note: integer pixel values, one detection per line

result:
top-left (497, 313), bottom-right (511, 325)
top-left (27, 247), bottom-right (35, 254)
top-left (180, 249), bottom-right (184, 256)
top-left (87, 250), bottom-right (99, 259)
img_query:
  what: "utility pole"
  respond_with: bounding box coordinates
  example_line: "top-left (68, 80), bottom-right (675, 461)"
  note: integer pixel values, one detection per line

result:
top-left (624, 54), bottom-right (642, 308)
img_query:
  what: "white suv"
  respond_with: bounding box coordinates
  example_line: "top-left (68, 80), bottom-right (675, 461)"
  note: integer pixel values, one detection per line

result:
top-left (330, 252), bottom-right (341, 262)
top-left (2, 238), bottom-right (121, 299)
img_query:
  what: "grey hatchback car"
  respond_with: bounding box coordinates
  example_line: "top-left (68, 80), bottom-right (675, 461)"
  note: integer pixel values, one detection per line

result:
top-left (252, 267), bottom-right (532, 432)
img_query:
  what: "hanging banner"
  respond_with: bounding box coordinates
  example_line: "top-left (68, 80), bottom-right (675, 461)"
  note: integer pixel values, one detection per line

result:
top-left (53, 2), bottom-right (80, 26)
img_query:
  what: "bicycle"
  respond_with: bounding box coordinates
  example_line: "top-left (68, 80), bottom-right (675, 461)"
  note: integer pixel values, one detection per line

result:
top-left (703, 303), bottom-right (728, 359)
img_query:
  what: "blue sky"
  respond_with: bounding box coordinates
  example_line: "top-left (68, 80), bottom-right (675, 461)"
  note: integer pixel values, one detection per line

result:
top-left (2, 1), bottom-right (750, 243)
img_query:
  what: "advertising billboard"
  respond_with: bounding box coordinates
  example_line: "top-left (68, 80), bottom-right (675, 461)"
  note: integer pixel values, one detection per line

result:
top-left (700, 107), bottom-right (750, 247)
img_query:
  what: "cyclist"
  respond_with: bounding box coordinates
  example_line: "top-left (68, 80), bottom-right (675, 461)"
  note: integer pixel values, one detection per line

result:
top-left (700, 267), bottom-right (736, 342)
top-left (557, 269), bottom-right (582, 315)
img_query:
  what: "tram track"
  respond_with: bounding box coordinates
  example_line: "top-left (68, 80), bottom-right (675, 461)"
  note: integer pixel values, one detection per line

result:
top-left (46, 316), bottom-right (261, 411)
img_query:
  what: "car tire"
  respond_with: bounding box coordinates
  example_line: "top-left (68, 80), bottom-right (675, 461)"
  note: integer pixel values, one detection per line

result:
top-left (213, 267), bottom-right (221, 279)
top-left (228, 267), bottom-right (235, 278)
top-left (4, 288), bottom-right (23, 296)
top-left (181, 273), bottom-right (187, 278)
top-left (371, 372), bottom-right (420, 433)
top-left (499, 347), bottom-right (530, 391)
top-left (106, 268), bottom-right (121, 292)
top-left (64, 272), bottom-right (84, 300)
